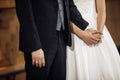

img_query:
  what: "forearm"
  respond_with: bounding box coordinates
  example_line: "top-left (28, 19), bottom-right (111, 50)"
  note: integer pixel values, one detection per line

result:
top-left (97, 11), bottom-right (106, 32)
top-left (70, 22), bottom-right (85, 39)
top-left (70, 22), bottom-right (101, 45)
top-left (96, 0), bottom-right (106, 33)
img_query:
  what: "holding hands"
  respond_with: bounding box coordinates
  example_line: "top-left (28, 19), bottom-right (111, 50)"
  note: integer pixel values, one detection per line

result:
top-left (70, 22), bottom-right (102, 45)
top-left (83, 29), bottom-right (102, 45)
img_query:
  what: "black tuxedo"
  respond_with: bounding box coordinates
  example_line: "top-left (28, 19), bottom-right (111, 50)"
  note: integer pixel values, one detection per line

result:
top-left (15, 0), bottom-right (88, 53)
top-left (15, 0), bottom-right (88, 80)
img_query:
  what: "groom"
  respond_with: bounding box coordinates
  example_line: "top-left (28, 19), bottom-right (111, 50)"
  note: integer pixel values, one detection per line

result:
top-left (15, 0), bottom-right (100, 80)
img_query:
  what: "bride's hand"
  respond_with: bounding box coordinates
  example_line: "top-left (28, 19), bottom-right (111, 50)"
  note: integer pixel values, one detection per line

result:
top-left (81, 29), bottom-right (101, 45)
top-left (70, 22), bottom-right (101, 45)
top-left (92, 31), bottom-right (102, 43)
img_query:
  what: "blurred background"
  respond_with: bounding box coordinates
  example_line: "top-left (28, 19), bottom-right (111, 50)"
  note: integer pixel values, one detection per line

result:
top-left (0, 0), bottom-right (119, 80)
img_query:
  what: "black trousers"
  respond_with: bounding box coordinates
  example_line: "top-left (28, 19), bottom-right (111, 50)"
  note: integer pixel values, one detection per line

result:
top-left (24, 31), bottom-right (66, 80)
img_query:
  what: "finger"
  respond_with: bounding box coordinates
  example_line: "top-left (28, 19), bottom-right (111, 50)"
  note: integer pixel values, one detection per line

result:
top-left (91, 36), bottom-right (100, 42)
top-left (92, 30), bottom-right (97, 34)
top-left (38, 59), bottom-right (42, 68)
top-left (35, 60), bottom-right (39, 67)
top-left (41, 57), bottom-right (45, 67)
top-left (85, 40), bottom-right (93, 45)
top-left (89, 36), bottom-right (101, 44)
top-left (88, 35), bottom-right (98, 44)
top-left (88, 29), bottom-right (97, 34)
top-left (92, 31), bottom-right (98, 34)
top-left (90, 39), bottom-right (98, 44)
top-left (32, 58), bottom-right (35, 66)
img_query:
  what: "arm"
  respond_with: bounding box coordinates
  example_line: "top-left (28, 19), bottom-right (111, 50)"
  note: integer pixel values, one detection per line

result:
top-left (15, 0), bottom-right (42, 53)
top-left (69, 0), bottom-right (88, 30)
top-left (96, 0), bottom-right (106, 33)
top-left (70, 22), bottom-right (100, 45)
top-left (15, 0), bottom-right (45, 68)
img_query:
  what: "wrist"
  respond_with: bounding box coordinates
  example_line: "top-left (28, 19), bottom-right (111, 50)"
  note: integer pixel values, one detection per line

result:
top-left (97, 31), bottom-right (103, 35)
top-left (97, 28), bottom-right (103, 33)
top-left (79, 31), bottom-right (86, 40)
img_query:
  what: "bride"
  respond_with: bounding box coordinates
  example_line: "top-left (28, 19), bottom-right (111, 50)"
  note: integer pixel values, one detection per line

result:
top-left (67, 0), bottom-right (120, 80)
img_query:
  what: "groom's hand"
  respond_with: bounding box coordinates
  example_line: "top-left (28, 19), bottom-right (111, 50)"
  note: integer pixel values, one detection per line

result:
top-left (32, 49), bottom-right (45, 68)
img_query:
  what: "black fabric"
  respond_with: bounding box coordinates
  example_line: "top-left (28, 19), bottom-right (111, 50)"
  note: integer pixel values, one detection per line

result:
top-left (24, 31), bottom-right (66, 80)
top-left (15, 0), bottom-right (88, 53)
top-left (15, 0), bottom-right (89, 79)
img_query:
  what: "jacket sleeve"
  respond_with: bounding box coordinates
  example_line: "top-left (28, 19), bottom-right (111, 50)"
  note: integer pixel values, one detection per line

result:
top-left (69, 0), bottom-right (88, 30)
top-left (15, 0), bottom-right (42, 53)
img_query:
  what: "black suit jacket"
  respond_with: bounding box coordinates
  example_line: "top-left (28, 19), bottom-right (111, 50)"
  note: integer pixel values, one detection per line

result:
top-left (15, 0), bottom-right (88, 53)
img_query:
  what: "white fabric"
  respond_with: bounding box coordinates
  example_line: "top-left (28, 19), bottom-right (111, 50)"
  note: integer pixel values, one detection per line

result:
top-left (66, 0), bottom-right (120, 80)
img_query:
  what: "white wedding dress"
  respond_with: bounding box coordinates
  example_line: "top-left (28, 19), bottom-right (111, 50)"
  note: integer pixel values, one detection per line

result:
top-left (66, 0), bottom-right (120, 80)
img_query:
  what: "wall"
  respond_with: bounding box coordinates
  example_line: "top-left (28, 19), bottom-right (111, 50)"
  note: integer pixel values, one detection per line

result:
top-left (106, 0), bottom-right (120, 46)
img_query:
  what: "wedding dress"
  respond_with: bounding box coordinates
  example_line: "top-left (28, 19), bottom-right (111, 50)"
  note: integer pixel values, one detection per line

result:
top-left (66, 0), bottom-right (120, 80)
